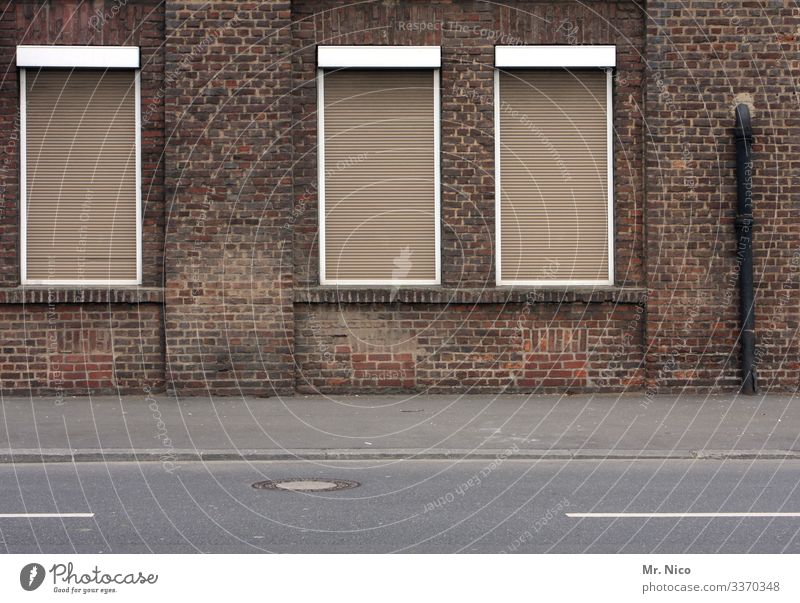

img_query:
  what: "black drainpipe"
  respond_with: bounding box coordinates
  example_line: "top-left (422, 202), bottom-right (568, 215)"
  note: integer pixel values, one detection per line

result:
top-left (734, 104), bottom-right (756, 394)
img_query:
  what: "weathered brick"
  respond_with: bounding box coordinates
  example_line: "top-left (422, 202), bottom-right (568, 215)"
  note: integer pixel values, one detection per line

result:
top-left (0, 1), bottom-right (794, 396)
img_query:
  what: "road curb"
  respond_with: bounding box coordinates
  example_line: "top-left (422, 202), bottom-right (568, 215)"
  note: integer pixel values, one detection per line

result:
top-left (1, 448), bottom-right (800, 463)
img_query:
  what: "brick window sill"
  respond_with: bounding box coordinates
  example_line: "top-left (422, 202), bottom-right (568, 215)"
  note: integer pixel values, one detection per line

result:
top-left (295, 286), bottom-right (646, 305)
top-left (0, 287), bottom-right (164, 304)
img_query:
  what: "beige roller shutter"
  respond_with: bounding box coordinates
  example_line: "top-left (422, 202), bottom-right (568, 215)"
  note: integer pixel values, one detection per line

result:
top-left (498, 69), bottom-right (610, 283)
top-left (321, 69), bottom-right (437, 283)
top-left (24, 69), bottom-right (138, 282)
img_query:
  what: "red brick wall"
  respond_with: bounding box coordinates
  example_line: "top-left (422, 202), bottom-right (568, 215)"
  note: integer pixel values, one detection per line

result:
top-left (163, 1), bottom-right (295, 396)
top-left (0, 303), bottom-right (163, 395)
top-left (291, 0), bottom-right (645, 288)
top-left (290, 0), bottom-right (646, 394)
top-left (295, 301), bottom-right (644, 393)
top-left (5, 1), bottom-right (794, 397)
top-left (0, 0), bottom-right (166, 287)
top-left (0, 1), bottom-right (166, 395)
top-left (645, 2), bottom-right (800, 392)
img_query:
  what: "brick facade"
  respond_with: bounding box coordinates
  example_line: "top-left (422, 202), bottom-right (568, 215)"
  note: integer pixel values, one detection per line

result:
top-left (0, 0), bottom-right (796, 397)
top-left (644, 1), bottom-right (800, 392)
top-left (295, 301), bottom-right (644, 393)
top-left (291, 0), bottom-right (645, 288)
top-left (0, 0), bottom-right (165, 395)
top-left (291, 0), bottom-right (646, 394)
top-left (0, 302), bottom-right (163, 394)
top-left (163, 1), bottom-right (294, 396)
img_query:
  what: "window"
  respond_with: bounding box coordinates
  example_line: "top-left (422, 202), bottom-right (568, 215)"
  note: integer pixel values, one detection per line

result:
top-left (317, 46), bottom-right (441, 285)
top-left (18, 45), bottom-right (141, 285)
top-left (495, 46), bottom-right (615, 286)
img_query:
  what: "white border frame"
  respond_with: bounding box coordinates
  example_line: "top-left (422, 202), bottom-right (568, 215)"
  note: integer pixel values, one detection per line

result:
top-left (17, 45), bottom-right (140, 69)
top-left (20, 67), bottom-right (142, 286)
top-left (495, 67), bottom-right (615, 287)
top-left (318, 67), bottom-right (441, 287)
top-left (318, 46), bottom-right (441, 69)
top-left (495, 45), bottom-right (615, 69)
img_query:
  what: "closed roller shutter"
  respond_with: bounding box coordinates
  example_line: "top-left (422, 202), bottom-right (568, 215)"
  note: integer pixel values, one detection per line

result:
top-left (322, 69), bottom-right (437, 283)
top-left (24, 69), bottom-right (137, 282)
top-left (498, 69), bottom-right (610, 283)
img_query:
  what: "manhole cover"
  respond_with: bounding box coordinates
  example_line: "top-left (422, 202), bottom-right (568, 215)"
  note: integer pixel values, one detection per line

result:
top-left (252, 478), bottom-right (360, 492)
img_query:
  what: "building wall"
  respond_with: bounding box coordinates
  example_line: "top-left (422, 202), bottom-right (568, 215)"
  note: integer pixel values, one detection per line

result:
top-left (291, 0), bottom-right (647, 393)
top-left (0, 298), bottom-right (163, 395)
top-left (0, 0), bottom-right (166, 287)
top-left (0, 1), bottom-right (165, 395)
top-left (644, 1), bottom-right (800, 392)
top-left (163, 1), bottom-right (295, 396)
top-left (292, 0), bottom-right (646, 288)
top-left (295, 298), bottom-right (645, 394)
top-left (0, 0), bottom-right (796, 396)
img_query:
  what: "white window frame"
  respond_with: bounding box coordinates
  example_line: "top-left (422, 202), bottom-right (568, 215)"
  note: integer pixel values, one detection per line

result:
top-left (495, 45), bottom-right (615, 69)
top-left (18, 45), bottom-right (142, 286)
top-left (494, 46), bottom-right (615, 287)
top-left (17, 45), bottom-right (140, 69)
top-left (318, 45), bottom-right (441, 69)
top-left (317, 46), bottom-right (441, 286)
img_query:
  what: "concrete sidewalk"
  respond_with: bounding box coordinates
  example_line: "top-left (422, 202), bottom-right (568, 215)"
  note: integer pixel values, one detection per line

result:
top-left (1, 391), bottom-right (798, 462)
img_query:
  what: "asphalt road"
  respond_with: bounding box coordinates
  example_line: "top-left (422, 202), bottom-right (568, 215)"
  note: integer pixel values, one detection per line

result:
top-left (1, 459), bottom-right (800, 553)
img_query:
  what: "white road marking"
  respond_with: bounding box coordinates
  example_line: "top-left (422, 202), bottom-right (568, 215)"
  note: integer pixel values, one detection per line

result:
top-left (0, 513), bottom-right (94, 518)
top-left (567, 512), bottom-right (800, 518)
